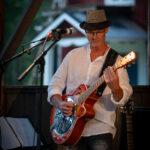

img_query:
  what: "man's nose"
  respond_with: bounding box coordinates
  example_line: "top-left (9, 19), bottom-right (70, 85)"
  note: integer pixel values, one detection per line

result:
top-left (92, 33), bottom-right (97, 39)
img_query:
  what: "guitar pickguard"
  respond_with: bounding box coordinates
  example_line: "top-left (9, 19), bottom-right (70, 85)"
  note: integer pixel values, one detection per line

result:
top-left (52, 109), bottom-right (76, 135)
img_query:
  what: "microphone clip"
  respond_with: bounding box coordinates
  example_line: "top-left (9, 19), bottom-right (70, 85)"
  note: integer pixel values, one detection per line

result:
top-left (51, 29), bottom-right (62, 40)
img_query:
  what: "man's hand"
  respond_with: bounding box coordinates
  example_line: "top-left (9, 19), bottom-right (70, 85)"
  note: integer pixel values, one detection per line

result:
top-left (59, 100), bottom-right (75, 116)
top-left (51, 94), bottom-right (74, 116)
top-left (104, 66), bottom-right (123, 102)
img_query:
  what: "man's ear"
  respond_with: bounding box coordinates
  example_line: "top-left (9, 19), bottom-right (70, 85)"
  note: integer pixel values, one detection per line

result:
top-left (105, 27), bottom-right (109, 34)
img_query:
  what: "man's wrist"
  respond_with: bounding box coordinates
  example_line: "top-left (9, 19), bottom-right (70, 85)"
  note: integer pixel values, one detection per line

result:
top-left (51, 94), bottom-right (62, 109)
top-left (112, 87), bottom-right (123, 102)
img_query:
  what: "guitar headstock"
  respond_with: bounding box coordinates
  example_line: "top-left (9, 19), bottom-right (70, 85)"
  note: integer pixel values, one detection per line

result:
top-left (115, 51), bottom-right (136, 70)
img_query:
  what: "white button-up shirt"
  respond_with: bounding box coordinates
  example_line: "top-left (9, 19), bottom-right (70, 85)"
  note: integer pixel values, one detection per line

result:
top-left (47, 44), bottom-right (132, 137)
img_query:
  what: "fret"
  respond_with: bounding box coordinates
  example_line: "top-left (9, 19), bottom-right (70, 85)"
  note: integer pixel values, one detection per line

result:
top-left (78, 75), bottom-right (105, 104)
top-left (126, 114), bottom-right (134, 150)
top-left (123, 99), bottom-right (134, 150)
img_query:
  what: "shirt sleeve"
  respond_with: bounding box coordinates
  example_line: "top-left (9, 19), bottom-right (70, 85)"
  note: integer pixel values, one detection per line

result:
top-left (47, 51), bottom-right (71, 104)
top-left (110, 56), bottom-right (133, 106)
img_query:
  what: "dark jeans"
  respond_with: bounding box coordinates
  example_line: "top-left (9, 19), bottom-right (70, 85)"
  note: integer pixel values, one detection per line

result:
top-left (67, 133), bottom-right (113, 150)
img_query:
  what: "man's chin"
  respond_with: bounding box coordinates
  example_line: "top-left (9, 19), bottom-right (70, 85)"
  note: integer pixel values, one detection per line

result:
top-left (91, 44), bottom-right (99, 48)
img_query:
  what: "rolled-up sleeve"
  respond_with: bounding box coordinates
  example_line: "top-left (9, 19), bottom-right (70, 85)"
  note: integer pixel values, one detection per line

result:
top-left (47, 52), bottom-right (70, 104)
top-left (110, 62), bottom-right (133, 106)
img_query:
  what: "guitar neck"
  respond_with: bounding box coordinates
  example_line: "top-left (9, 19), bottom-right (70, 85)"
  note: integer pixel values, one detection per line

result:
top-left (78, 75), bottom-right (105, 104)
top-left (77, 64), bottom-right (117, 104)
top-left (77, 65), bottom-right (117, 104)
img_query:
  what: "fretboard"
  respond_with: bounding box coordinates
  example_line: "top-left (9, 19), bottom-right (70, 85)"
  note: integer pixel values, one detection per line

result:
top-left (78, 75), bottom-right (105, 104)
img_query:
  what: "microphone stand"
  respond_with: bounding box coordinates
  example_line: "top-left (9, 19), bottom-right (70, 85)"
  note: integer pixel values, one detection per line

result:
top-left (0, 41), bottom-right (44, 72)
top-left (17, 39), bottom-right (58, 81)
top-left (18, 36), bottom-right (60, 150)
top-left (0, 32), bottom-right (52, 69)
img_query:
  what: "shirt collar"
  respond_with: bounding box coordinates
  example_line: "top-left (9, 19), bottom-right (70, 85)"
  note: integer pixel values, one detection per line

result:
top-left (86, 45), bottom-right (111, 62)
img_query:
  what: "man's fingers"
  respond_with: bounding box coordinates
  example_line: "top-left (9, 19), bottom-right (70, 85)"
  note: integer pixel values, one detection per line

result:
top-left (61, 101), bottom-right (75, 116)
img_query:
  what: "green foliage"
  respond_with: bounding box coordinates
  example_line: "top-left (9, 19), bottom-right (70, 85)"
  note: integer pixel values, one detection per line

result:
top-left (5, 0), bottom-right (29, 43)
top-left (4, 0), bottom-right (52, 85)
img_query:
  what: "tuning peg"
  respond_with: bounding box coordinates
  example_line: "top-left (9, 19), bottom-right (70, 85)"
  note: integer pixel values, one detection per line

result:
top-left (127, 64), bottom-right (131, 67)
top-left (132, 61), bottom-right (136, 64)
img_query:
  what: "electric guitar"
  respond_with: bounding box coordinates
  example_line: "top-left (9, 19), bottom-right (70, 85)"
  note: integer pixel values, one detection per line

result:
top-left (50, 51), bottom-right (136, 146)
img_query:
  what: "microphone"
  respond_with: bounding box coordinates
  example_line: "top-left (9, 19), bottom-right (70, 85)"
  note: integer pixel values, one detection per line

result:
top-left (53, 27), bottom-right (76, 36)
top-left (39, 27), bottom-right (76, 41)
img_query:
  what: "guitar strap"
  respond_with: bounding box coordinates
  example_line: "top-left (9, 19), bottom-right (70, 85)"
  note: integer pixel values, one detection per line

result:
top-left (96, 48), bottom-right (119, 97)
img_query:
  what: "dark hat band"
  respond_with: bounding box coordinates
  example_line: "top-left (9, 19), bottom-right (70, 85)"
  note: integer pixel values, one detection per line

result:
top-left (80, 21), bottom-right (111, 30)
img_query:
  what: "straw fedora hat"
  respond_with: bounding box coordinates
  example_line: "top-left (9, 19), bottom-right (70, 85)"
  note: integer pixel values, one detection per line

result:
top-left (80, 9), bottom-right (111, 30)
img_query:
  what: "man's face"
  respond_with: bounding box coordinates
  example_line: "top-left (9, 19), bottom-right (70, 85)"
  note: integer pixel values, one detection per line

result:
top-left (86, 28), bottom-right (108, 48)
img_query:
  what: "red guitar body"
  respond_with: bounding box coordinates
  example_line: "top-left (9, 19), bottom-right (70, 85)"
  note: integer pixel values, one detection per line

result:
top-left (50, 84), bottom-right (99, 146)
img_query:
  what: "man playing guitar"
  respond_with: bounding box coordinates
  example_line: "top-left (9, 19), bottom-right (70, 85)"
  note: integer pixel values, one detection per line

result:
top-left (48, 9), bottom-right (133, 150)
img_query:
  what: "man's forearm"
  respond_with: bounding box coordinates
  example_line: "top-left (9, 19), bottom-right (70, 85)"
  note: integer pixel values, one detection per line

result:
top-left (112, 87), bottom-right (123, 102)
top-left (51, 94), bottom-right (62, 109)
